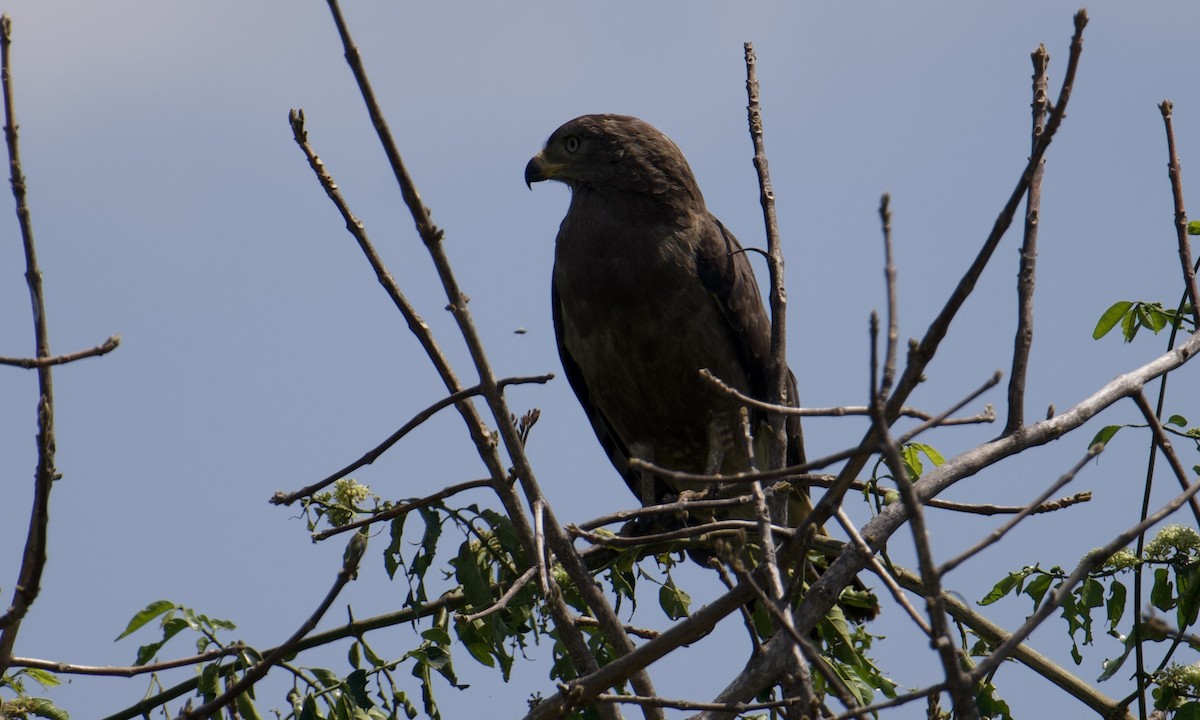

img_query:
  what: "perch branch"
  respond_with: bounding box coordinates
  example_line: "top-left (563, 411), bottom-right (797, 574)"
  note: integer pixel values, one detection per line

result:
top-left (703, 325), bottom-right (1198, 711)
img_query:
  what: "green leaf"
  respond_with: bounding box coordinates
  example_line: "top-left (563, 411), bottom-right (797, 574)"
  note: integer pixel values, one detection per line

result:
top-left (456, 620), bottom-right (497, 669)
top-left (18, 667), bottom-right (60, 690)
top-left (236, 692), bottom-right (265, 720)
top-left (16, 697), bottom-right (69, 720)
top-left (658, 575), bottom-right (691, 620)
top-left (134, 617), bottom-right (189, 665)
top-left (198, 662), bottom-right (220, 700)
top-left (1151, 567), bottom-right (1175, 612)
top-left (980, 573), bottom-right (1019, 605)
top-left (1107, 581), bottom-right (1127, 631)
top-left (115, 599), bottom-right (176, 640)
top-left (1089, 425), bottom-right (1122, 449)
top-left (1120, 304), bottom-right (1138, 342)
top-left (345, 669), bottom-right (372, 708)
top-left (1176, 701), bottom-right (1200, 720)
top-left (312, 667), bottom-right (341, 689)
top-left (1093, 301), bottom-right (1133, 340)
top-left (1024, 573), bottom-right (1054, 610)
top-left (1188, 220), bottom-right (1200, 235)
top-left (1168, 414), bottom-right (1189, 427)
top-left (384, 515), bottom-right (406, 580)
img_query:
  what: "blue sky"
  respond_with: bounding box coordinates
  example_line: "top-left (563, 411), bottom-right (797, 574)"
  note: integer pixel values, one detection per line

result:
top-left (2, 2), bottom-right (1200, 718)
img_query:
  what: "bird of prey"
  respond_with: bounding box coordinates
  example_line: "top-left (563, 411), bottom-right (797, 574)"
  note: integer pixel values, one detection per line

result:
top-left (525, 113), bottom-right (803, 514)
top-left (525, 114), bottom-right (876, 619)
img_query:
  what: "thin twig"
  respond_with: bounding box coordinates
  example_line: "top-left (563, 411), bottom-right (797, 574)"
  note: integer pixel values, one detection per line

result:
top-left (894, 371), bottom-right (1003, 446)
top-left (631, 370), bottom-right (1000, 494)
top-left (456, 566), bottom-right (537, 623)
top-left (744, 41), bottom-right (794, 473)
top-left (10, 645), bottom-right (243, 677)
top-left (0, 15), bottom-right (58, 678)
top-left (1006, 44), bottom-right (1050, 435)
top-left (291, 90), bottom-right (618, 712)
top-left (738, 571), bottom-right (846, 714)
top-left (0, 335), bottom-right (120, 368)
top-left (878, 195), bottom-right (898, 399)
top-left (784, 11), bottom-right (1089, 575)
top-left (938, 444), bottom-right (1101, 576)
top-left (570, 520), bottom-right (787, 548)
top-left (833, 508), bottom-right (930, 635)
top-left (321, 4), bottom-right (656, 715)
top-left (573, 616), bottom-right (660, 641)
top-left (699, 368), bottom-right (995, 425)
top-left (179, 532), bottom-right (366, 719)
top-left (969, 468), bottom-right (1200, 685)
top-left (1160, 100), bottom-right (1200, 329)
top-left (272, 373), bottom-right (552, 507)
top-left (870, 323), bottom-right (978, 718)
top-left (312, 478), bottom-right (492, 541)
top-left (576, 489), bottom-right (774, 531)
top-left (1131, 389), bottom-right (1200, 526)
top-left (593, 692), bottom-right (806, 713)
top-left (707, 558), bottom-right (762, 655)
top-left (708, 315), bottom-right (1193, 714)
top-left (103, 589), bottom-right (469, 720)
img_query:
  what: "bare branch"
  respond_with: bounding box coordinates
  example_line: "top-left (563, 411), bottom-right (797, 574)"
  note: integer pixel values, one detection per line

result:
top-left (1160, 100), bottom-right (1200, 329)
top-left (0, 15), bottom-right (59, 676)
top-left (11, 645), bottom-right (243, 677)
top-left (320, 3), bottom-right (656, 715)
top-left (744, 41), bottom-right (795, 473)
top-left (969, 469), bottom-right (1200, 686)
top-left (179, 532), bottom-right (366, 719)
top-left (456, 566), bottom-right (537, 624)
top-left (878, 194), bottom-right (898, 399)
top-left (0, 334), bottom-right (120, 368)
top-left (272, 373), bottom-right (552, 507)
top-left (1131, 389), bottom-right (1200, 526)
top-left (708, 326), bottom-right (1199, 710)
top-left (594, 692), bottom-right (807, 713)
top-left (573, 616), bottom-right (660, 641)
top-left (312, 477), bottom-right (492, 541)
top-left (1006, 44), bottom-right (1051, 434)
top-left (939, 444), bottom-right (1101, 576)
top-left (869, 363), bottom-right (976, 718)
top-left (885, 9), bottom-right (1087, 426)
top-left (833, 508), bottom-right (931, 636)
top-left (699, 368), bottom-right (995, 425)
top-left (103, 589), bottom-right (468, 720)
top-left (895, 371), bottom-right (1003, 446)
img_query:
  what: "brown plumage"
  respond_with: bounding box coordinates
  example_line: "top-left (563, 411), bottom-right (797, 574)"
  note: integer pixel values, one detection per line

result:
top-left (525, 114), bottom-right (876, 620)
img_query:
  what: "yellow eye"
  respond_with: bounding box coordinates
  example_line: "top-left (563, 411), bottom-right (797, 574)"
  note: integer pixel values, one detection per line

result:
top-left (564, 135), bottom-right (580, 153)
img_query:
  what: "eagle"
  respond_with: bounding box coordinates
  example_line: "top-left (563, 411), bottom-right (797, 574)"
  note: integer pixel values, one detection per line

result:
top-left (525, 114), bottom-right (876, 619)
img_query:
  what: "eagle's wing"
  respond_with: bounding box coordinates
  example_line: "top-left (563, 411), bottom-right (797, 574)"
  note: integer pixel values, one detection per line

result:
top-left (551, 276), bottom-right (673, 506)
top-left (694, 216), bottom-right (806, 468)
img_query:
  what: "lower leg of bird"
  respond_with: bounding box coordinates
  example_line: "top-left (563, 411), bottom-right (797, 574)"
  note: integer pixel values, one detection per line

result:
top-left (629, 442), bottom-right (659, 507)
top-left (704, 416), bottom-right (726, 476)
